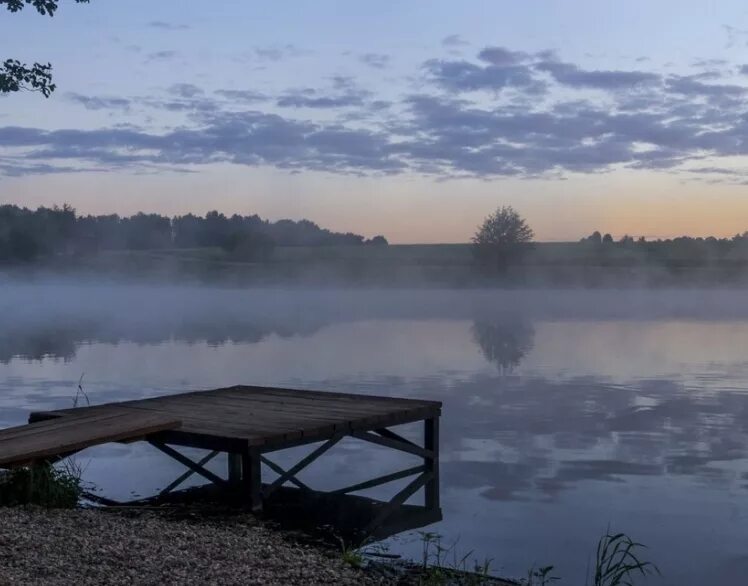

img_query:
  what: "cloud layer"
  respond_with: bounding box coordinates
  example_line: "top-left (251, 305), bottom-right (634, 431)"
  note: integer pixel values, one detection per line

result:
top-left (3, 44), bottom-right (748, 179)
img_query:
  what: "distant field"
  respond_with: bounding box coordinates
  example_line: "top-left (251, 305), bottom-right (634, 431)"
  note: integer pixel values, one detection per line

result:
top-left (40, 242), bottom-right (748, 288)
top-left (95, 242), bottom-right (592, 265)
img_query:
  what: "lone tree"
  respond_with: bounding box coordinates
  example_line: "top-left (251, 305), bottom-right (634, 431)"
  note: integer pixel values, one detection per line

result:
top-left (472, 206), bottom-right (534, 269)
top-left (1, 0), bottom-right (89, 97)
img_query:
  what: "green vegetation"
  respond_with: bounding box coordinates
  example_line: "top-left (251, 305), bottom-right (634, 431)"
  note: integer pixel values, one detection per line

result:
top-left (1, 0), bottom-right (90, 97)
top-left (524, 565), bottom-right (559, 585)
top-left (416, 531), bottom-right (496, 585)
top-left (0, 463), bottom-right (82, 508)
top-left (472, 206), bottom-right (534, 270)
top-left (4, 202), bottom-right (748, 286)
top-left (340, 530), bottom-right (657, 585)
top-left (0, 204), bottom-right (386, 263)
top-left (592, 532), bottom-right (659, 586)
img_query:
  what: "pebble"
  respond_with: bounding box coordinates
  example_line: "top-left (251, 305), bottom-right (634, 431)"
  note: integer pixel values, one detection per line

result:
top-left (0, 507), bottom-right (387, 585)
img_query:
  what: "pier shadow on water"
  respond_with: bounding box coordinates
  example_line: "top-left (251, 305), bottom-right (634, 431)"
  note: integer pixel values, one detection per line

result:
top-left (116, 482), bottom-right (442, 548)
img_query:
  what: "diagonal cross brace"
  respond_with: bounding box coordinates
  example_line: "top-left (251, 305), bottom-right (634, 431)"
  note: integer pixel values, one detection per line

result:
top-left (260, 456), bottom-right (310, 491)
top-left (363, 470), bottom-right (433, 534)
top-left (330, 464), bottom-right (426, 495)
top-left (262, 434), bottom-right (344, 498)
top-left (159, 449), bottom-right (220, 496)
top-left (149, 441), bottom-right (228, 488)
top-left (351, 430), bottom-right (434, 459)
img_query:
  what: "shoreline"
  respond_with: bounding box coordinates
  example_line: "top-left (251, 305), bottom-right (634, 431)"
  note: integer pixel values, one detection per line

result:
top-left (0, 506), bottom-right (383, 586)
top-left (0, 506), bottom-right (518, 586)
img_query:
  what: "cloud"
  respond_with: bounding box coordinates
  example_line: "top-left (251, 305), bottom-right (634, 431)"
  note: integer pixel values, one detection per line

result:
top-left (424, 58), bottom-right (546, 94)
top-left (477, 46), bottom-right (530, 66)
top-left (723, 25), bottom-right (748, 48)
top-left (145, 50), bottom-right (178, 62)
top-left (0, 110), bottom-right (405, 175)
top-left (214, 89), bottom-right (269, 102)
top-left (442, 34), bottom-right (469, 47)
top-left (536, 59), bottom-right (660, 89)
top-left (5, 44), bottom-right (748, 181)
top-left (0, 159), bottom-right (100, 177)
top-left (147, 21), bottom-right (190, 31)
top-left (276, 94), bottom-right (364, 108)
top-left (67, 94), bottom-right (131, 111)
top-left (254, 44), bottom-right (306, 61)
top-left (665, 74), bottom-right (747, 97)
top-left (167, 83), bottom-right (204, 98)
top-left (276, 87), bottom-right (368, 109)
top-left (692, 58), bottom-right (728, 68)
top-left (359, 53), bottom-right (390, 69)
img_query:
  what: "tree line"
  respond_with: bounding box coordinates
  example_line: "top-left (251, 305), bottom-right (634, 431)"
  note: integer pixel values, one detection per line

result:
top-left (0, 204), bottom-right (388, 262)
top-left (579, 230), bottom-right (748, 263)
top-left (472, 206), bottom-right (748, 271)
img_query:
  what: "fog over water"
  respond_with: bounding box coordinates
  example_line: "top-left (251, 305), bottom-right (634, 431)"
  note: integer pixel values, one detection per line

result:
top-left (3, 278), bottom-right (748, 584)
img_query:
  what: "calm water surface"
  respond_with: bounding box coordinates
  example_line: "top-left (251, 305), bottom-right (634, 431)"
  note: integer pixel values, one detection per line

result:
top-left (2, 281), bottom-right (748, 584)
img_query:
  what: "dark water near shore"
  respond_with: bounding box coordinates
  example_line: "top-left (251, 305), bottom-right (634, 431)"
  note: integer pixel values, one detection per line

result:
top-left (2, 281), bottom-right (748, 584)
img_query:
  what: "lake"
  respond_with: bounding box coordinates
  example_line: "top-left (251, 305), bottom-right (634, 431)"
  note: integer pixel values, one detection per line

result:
top-left (1, 280), bottom-right (748, 584)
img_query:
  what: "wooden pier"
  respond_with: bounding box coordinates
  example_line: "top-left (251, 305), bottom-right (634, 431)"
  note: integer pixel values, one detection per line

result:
top-left (9, 385), bottom-right (441, 525)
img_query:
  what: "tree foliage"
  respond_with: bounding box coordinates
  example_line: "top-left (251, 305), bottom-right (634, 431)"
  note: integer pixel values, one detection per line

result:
top-left (0, 204), bottom-right (383, 262)
top-left (472, 206), bottom-right (534, 269)
top-left (1, 0), bottom-right (89, 97)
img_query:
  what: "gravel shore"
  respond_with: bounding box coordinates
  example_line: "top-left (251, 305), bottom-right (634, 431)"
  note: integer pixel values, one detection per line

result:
top-left (0, 507), bottom-right (386, 586)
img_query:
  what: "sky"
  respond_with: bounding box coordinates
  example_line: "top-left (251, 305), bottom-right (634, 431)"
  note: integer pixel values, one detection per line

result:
top-left (2, 0), bottom-right (748, 243)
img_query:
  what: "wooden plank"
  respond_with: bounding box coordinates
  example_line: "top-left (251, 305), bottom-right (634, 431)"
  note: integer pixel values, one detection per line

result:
top-left (27, 385), bottom-right (441, 451)
top-left (127, 397), bottom-right (360, 426)
top-left (225, 385), bottom-right (442, 408)
top-left (0, 412), bottom-right (181, 468)
top-left (11, 410), bottom-right (138, 440)
top-left (118, 396), bottom-right (404, 428)
top-left (217, 388), bottom-right (434, 412)
top-left (119, 405), bottom-right (344, 438)
top-left (118, 384), bottom-right (441, 410)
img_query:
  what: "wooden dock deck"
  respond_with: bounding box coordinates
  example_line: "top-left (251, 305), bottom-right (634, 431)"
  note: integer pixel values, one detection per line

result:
top-left (0, 410), bottom-right (180, 469)
top-left (23, 385), bottom-right (442, 519)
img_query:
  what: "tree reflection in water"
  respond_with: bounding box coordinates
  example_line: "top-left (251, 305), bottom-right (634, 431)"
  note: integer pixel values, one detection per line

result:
top-left (471, 318), bottom-right (535, 374)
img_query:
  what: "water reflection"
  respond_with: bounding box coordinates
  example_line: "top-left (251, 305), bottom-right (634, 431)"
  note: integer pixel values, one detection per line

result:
top-left (471, 319), bottom-right (534, 373)
top-left (4, 285), bottom-right (748, 584)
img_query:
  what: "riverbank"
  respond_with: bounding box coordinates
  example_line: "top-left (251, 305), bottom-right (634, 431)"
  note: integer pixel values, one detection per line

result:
top-left (0, 507), bottom-right (385, 585)
top-left (8, 242), bottom-right (748, 288)
top-left (0, 507), bottom-right (519, 585)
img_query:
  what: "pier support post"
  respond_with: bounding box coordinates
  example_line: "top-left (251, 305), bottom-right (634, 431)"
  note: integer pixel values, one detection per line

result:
top-left (227, 453), bottom-right (242, 485)
top-left (424, 416), bottom-right (440, 510)
top-left (241, 447), bottom-right (262, 512)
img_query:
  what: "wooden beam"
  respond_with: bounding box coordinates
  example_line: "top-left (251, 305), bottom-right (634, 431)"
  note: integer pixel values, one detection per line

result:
top-left (330, 465), bottom-right (425, 495)
top-left (262, 434), bottom-right (343, 498)
top-left (364, 471), bottom-right (433, 533)
top-left (260, 456), bottom-right (310, 491)
top-left (241, 448), bottom-right (262, 512)
top-left (228, 453), bottom-right (242, 486)
top-left (351, 430), bottom-right (434, 459)
top-left (148, 441), bottom-right (227, 488)
top-left (374, 427), bottom-right (421, 449)
top-left (424, 417), bottom-right (440, 510)
top-left (159, 450), bottom-right (219, 496)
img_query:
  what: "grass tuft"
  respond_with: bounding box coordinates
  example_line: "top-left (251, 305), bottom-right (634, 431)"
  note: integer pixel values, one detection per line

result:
top-left (592, 532), bottom-right (659, 586)
top-left (0, 462), bottom-right (82, 508)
